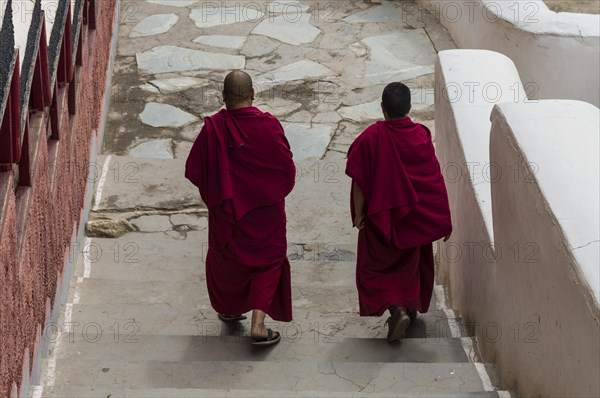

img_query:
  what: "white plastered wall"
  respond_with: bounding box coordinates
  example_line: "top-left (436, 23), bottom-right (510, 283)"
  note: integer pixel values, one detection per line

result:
top-left (489, 100), bottom-right (599, 398)
top-left (417, 0), bottom-right (600, 107)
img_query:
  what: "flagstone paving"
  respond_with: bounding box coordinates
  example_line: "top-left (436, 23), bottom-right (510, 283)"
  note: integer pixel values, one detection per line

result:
top-left (34, 1), bottom-right (514, 397)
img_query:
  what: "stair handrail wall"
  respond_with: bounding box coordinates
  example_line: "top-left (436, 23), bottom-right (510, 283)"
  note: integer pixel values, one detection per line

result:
top-left (0, 0), bottom-right (116, 396)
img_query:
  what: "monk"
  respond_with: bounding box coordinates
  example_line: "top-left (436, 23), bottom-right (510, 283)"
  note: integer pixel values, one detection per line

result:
top-left (185, 71), bottom-right (296, 346)
top-left (346, 82), bottom-right (452, 342)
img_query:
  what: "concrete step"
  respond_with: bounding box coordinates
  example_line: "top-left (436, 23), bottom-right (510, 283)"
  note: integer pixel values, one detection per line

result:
top-left (76, 232), bottom-right (357, 285)
top-left (63, 303), bottom-right (452, 340)
top-left (38, 386), bottom-right (512, 398)
top-left (53, 334), bottom-right (469, 364)
top-left (45, 360), bottom-right (487, 393)
top-left (71, 278), bottom-right (371, 307)
top-left (75, 257), bottom-right (359, 288)
top-left (92, 156), bottom-right (201, 213)
top-left (74, 232), bottom-right (207, 281)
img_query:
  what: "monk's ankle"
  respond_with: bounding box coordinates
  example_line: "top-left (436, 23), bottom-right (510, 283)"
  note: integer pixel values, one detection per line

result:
top-left (388, 305), bottom-right (399, 316)
top-left (251, 322), bottom-right (267, 336)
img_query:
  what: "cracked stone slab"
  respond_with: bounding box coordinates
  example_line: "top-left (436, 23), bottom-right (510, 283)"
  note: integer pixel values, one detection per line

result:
top-left (93, 156), bottom-right (201, 212)
top-left (129, 139), bottom-right (174, 159)
top-left (240, 34), bottom-right (280, 57)
top-left (130, 14), bottom-right (179, 38)
top-left (255, 99), bottom-right (302, 117)
top-left (130, 215), bottom-right (173, 232)
top-left (149, 77), bottom-right (210, 93)
top-left (174, 140), bottom-right (194, 159)
top-left (283, 122), bottom-right (334, 161)
top-left (362, 29), bottom-right (436, 85)
top-left (252, 14), bottom-right (321, 45)
top-left (313, 112), bottom-right (342, 124)
top-left (267, 0), bottom-right (310, 13)
top-left (348, 42), bottom-right (367, 58)
top-left (171, 213), bottom-right (208, 230)
top-left (190, 6), bottom-right (264, 29)
top-left (141, 83), bottom-right (160, 93)
top-left (147, 0), bottom-right (198, 6)
top-left (343, 4), bottom-right (406, 24)
top-left (193, 35), bottom-right (247, 49)
top-left (136, 45), bottom-right (245, 74)
top-left (338, 88), bottom-right (435, 123)
top-left (255, 60), bottom-right (334, 86)
top-left (85, 219), bottom-right (137, 238)
top-left (140, 103), bottom-right (199, 128)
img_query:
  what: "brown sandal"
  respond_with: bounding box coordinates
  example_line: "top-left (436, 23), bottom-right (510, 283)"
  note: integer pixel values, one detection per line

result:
top-left (385, 307), bottom-right (410, 342)
top-left (251, 329), bottom-right (281, 346)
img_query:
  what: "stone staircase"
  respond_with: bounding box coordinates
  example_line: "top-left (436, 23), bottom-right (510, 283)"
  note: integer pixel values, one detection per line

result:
top-left (32, 156), bottom-right (513, 398)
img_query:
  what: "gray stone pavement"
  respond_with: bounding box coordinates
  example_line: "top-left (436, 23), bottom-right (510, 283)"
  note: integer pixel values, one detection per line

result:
top-left (34, 1), bottom-right (512, 396)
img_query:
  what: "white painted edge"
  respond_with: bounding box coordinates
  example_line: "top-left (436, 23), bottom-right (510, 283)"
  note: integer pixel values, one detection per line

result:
top-left (30, 385), bottom-right (43, 398)
top-left (434, 284), bottom-right (508, 394)
top-left (475, 362), bottom-right (495, 392)
top-left (82, 237), bottom-right (92, 278)
top-left (92, 155), bottom-right (112, 211)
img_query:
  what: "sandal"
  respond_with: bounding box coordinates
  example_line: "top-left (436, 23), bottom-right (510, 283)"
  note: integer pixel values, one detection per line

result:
top-left (218, 313), bottom-right (248, 322)
top-left (408, 308), bottom-right (418, 320)
top-left (385, 307), bottom-right (410, 342)
top-left (251, 329), bottom-right (281, 346)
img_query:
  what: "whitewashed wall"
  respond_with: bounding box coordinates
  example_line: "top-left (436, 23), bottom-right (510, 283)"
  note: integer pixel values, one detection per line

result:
top-left (436, 48), bottom-right (600, 397)
top-left (435, 49), bottom-right (526, 337)
top-left (417, 0), bottom-right (600, 107)
top-left (490, 100), bottom-right (599, 398)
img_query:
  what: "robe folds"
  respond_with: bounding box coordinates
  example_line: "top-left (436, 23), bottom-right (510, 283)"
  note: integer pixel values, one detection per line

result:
top-left (185, 106), bottom-right (296, 322)
top-left (346, 117), bottom-right (452, 316)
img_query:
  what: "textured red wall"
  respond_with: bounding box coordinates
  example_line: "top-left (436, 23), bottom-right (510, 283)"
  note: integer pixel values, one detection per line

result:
top-left (0, 1), bottom-right (117, 395)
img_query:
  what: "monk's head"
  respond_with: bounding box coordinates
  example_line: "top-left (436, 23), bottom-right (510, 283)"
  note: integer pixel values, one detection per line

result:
top-left (223, 70), bottom-right (255, 110)
top-left (381, 82), bottom-right (411, 120)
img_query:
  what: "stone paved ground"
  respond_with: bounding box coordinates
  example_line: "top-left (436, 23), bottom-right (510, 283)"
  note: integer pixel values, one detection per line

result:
top-left (34, 1), bottom-right (512, 396)
top-left (544, 0), bottom-right (599, 14)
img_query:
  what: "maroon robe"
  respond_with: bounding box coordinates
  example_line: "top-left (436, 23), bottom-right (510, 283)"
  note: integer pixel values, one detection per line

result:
top-left (346, 118), bottom-right (452, 317)
top-left (185, 107), bottom-right (296, 321)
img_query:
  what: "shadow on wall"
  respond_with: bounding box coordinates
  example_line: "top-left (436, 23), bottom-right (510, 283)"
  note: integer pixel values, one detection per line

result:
top-left (435, 48), bottom-right (600, 398)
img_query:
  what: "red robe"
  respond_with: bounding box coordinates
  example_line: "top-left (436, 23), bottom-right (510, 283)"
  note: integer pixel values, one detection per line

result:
top-left (346, 118), bottom-right (452, 316)
top-left (185, 107), bottom-right (296, 321)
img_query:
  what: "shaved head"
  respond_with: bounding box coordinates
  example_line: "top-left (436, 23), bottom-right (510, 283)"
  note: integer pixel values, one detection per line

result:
top-left (223, 70), bottom-right (254, 107)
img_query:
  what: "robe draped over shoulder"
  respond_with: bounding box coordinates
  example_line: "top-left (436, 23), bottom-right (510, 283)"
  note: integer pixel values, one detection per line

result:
top-left (345, 118), bottom-right (452, 316)
top-left (185, 107), bottom-right (296, 321)
top-left (346, 118), bottom-right (452, 250)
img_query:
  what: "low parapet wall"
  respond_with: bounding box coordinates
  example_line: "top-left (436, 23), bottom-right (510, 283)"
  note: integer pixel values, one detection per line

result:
top-left (490, 100), bottom-right (599, 398)
top-left (417, 0), bottom-right (600, 107)
top-left (436, 48), bottom-right (600, 397)
top-left (435, 49), bottom-right (526, 343)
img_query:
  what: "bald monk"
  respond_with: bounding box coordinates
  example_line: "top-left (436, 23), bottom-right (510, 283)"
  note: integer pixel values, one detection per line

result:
top-left (346, 82), bottom-right (452, 342)
top-left (185, 71), bottom-right (296, 346)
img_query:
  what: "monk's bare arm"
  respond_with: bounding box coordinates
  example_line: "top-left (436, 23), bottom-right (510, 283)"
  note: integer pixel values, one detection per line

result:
top-left (353, 180), bottom-right (366, 230)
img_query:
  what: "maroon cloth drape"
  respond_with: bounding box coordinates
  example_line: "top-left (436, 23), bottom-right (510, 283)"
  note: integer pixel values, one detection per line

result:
top-left (186, 107), bottom-right (296, 321)
top-left (346, 118), bottom-right (452, 316)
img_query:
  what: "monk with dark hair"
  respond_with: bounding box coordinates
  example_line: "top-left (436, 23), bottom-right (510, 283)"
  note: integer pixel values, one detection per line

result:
top-left (186, 70), bottom-right (296, 346)
top-left (346, 82), bottom-right (452, 342)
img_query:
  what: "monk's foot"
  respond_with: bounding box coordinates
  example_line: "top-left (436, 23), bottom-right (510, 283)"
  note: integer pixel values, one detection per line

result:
top-left (408, 308), bottom-right (418, 320)
top-left (251, 329), bottom-right (281, 346)
top-left (386, 306), bottom-right (410, 342)
top-left (251, 324), bottom-right (281, 346)
top-left (218, 313), bottom-right (248, 322)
